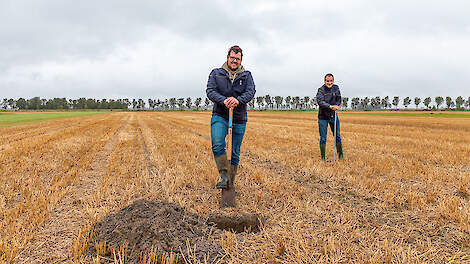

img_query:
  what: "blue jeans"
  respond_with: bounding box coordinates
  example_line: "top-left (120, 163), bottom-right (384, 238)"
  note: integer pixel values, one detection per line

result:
top-left (211, 115), bottom-right (246, 166)
top-left (318, 117), bottom-right (341, 145)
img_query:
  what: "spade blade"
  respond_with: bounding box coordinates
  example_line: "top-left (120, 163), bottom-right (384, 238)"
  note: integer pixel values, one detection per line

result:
top-left (221, 188), bottom-right (236, 208)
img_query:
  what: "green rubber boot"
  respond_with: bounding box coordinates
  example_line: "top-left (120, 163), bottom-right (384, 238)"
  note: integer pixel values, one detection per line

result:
top-left (229, 164), bottom-right (237, 189)
top-left (215, 154), bottom-right (229, 189)
top-left (320, 144), bottom-right (326, 161)
top-left (336, 142), bottom-right (343, 159)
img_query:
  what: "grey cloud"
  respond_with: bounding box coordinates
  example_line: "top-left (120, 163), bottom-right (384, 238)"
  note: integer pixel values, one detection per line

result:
top-left (0, 0), bottom-right (260, 71)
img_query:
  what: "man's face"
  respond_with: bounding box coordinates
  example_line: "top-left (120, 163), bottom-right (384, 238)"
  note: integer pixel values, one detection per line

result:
top-left (324, 76), bottom-right (334, 88)
top-left (227, 51), bottom-right (242, 71)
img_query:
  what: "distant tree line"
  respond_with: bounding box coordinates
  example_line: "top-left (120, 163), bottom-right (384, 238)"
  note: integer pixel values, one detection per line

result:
top-left (0, 97), bottom-right (129, 110)
top-left (1, 95), bottom-right (470, 111)
top-left (249, 95), bottom-right (470, 111)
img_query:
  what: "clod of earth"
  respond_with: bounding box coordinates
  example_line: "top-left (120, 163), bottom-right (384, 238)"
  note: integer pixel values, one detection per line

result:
top-left (207, 213), bottom-right (262, 233)
top-left (86, 199), bottom-right (225, 263)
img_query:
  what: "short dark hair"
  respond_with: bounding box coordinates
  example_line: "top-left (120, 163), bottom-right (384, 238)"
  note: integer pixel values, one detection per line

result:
top-left (324, 73), bottom-right (334, 80)
top-left (227, 45), bottom-right (243, 58)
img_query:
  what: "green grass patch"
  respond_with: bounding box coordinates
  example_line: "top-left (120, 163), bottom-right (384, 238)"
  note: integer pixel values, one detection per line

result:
top-left (0, 112), bottom-right (104, 127)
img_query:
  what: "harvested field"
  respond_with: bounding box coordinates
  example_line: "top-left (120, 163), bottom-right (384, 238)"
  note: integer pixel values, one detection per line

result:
top-left (1, 111), bottom-right (469, 263)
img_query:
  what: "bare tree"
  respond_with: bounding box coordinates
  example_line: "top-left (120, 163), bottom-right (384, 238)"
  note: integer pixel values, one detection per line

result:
top-left (137, 99), bottom-right (145, 109)
top-left (264, 95), bottom-right (272, 109)
top-left (392, 96), bottom-right (400, 109)
top-left (274, 96), bottom-right (283, 109)
top-left (374, 96), bottom-right (381, 109)
top-left (445, 96), bottom-right (454, 109)
top-left (256, 96), bottom-right (264, 110)
top-left (370, 97), bottom-right (377, 109)
top-left (381, 96), bottom-right (390, 109)
top-left (455, 96), bottom-right (464, 109)
top-left (132, 99), bottom-right (137, 109)
top-left (285, 96), bottom-right (291, 110)
top-left (303, 96), bottom-right (310, 109)
top-left (435, 96), bottom-right (443, 109)
top-left (361, 97), bottom-right (370, 110)
top-left (204, 98), bottom-right (211, 110)
top-left (1, 98), bottom-right (7, 109)
top-left (169, 98), bottom-right (177, 110)
top-left (186, 97), bottom-right (192, 110)
top-left (177, 98), bottom-right (185, 110)
top-left (248, 98), bottom-right (255, 110)
top-left (351, 97), bottom-right (360, 109)
top-left (403, 97), bottom-right (411, 108)
top-left (341, 97), bottom-right (349, 109)
top-left (293, 96), bottom-right (300, 109)
top-left (194, 97), bottom-right (202, 110)
top-left (311, 97), bottom-right (318, 109)
top-left (414, 97), bottom-right (421, 109)
top-left (423, 97), bottom-right (431, 109)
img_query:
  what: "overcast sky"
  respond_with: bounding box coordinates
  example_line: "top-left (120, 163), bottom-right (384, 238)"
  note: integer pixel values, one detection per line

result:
top-left (1, 0), bottom-right (469, 100)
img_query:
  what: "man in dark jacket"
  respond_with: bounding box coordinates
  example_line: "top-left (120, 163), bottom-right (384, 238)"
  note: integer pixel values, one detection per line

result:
top-left (316, 73), bottom-right (343, 161)
top-left (206, 45), bottom-right (256, 189)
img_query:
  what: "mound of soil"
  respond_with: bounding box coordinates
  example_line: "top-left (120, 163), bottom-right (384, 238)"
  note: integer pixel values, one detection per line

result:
top-left (87, 199), bottom-right (225, 263)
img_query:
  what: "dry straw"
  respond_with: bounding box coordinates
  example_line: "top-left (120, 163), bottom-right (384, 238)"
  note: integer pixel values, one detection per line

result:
top-left (1, 111), bottom-right (469, 263)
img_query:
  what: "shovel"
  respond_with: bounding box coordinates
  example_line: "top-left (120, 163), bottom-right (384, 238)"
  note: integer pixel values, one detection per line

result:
top-left (221, 107), bottom-right (236, 208)
top-left (333, 110), bottom-right (337, 163)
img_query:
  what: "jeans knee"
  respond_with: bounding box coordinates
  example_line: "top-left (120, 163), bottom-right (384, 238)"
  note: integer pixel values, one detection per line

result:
top-left (212, 137), bottom-right (225, 156)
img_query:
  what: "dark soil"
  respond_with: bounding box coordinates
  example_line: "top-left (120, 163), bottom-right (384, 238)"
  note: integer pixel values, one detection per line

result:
top-left (207, 213), bottom-right (262, 233)
top-left (86, 199), bottom-right (225, 263)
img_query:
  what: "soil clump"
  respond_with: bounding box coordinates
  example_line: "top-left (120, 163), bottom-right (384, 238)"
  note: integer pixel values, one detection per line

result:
top-left (87, 199), bottom-right (225, 263)
top-left (207, 213), bottom-right (261, 233)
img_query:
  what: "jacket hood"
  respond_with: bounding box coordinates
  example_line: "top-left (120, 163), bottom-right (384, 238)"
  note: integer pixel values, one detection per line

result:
top-left (222, 62), bottom-right (245, 78)
top-left (322, 84), bottom-right (337, 90)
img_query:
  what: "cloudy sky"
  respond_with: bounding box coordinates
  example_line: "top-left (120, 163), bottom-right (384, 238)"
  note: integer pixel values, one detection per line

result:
top-left (1, 0), bottom-right (469, 100)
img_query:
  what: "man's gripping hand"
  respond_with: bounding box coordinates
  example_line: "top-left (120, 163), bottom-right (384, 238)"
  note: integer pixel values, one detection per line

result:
top-left (224, 97), bottom-right (239, 108)
top-left (329, 105), bottom-right (340, 111)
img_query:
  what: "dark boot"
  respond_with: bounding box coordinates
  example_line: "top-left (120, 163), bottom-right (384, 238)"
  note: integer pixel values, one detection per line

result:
top-left (336, 142), bottom-right (343, 159)
top-left (228, 164), bottom-right (237, 189)
top-left (215, 154), bottom-right (229, 189)
top-left (320, 144), bottom-right (326, 161)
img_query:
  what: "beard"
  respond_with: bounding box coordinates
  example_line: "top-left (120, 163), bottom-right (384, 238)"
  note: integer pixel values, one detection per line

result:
top-left (228, 63), bottom-right (239, 71)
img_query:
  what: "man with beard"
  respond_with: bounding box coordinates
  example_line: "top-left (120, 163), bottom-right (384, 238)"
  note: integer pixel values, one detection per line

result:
top-left (316, 73), bottom-right (344, 161)
top-left (206, 45), bottom-right (256, 190)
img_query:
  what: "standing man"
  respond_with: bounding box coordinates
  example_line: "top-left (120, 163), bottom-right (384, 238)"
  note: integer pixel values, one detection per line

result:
top-left (316, 73), bottom-right (344, 161)
top-left (206, 45), bottom-right (256, 189)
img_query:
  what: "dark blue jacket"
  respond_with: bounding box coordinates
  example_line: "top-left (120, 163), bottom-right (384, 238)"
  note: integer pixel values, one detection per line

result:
top-left (316, 84), bottom-right (341, 120)
top-left (206, 68), bottom-right (256, 123)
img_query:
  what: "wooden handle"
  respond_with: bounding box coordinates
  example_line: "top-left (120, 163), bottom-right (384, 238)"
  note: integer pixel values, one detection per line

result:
top-left (229, 108), bottom-right (233, 128)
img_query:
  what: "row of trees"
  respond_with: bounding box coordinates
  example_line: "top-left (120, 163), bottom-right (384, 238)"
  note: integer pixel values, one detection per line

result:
top-left (251, 95), bottom-right (470, 110)
top-left (0, 97), bottom-right (129, 110)
top-left (1, 96), bottom-right (470, 110)
top-left (340, 96), bottom-right (469, 110)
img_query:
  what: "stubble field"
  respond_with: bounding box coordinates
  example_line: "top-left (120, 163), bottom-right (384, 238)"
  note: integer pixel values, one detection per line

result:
top-left (1, 111), bottom-right (469, 263)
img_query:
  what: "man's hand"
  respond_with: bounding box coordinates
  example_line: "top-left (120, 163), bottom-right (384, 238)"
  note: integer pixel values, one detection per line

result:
top-left (224, 97), bottom-right (239, 108)
top-left (330, 105), bottom-right (340, 111)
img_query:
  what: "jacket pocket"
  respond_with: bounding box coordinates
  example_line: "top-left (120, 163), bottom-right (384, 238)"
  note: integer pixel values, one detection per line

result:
top-left (233, 77), bottom-right (247, 95)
